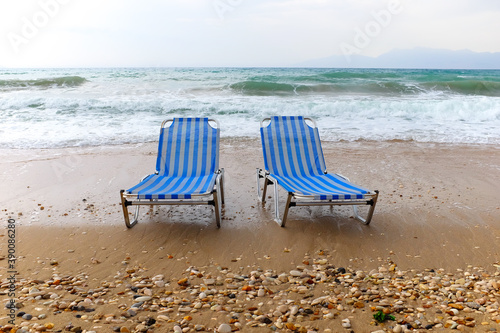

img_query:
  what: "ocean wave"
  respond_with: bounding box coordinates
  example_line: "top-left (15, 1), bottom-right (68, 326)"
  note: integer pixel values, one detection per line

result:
top-left (421, 80), bottom-right (500, 96)
top-left (228, 81), bottom-right (299, 95)
top-left (1, 93), bottom-right (499, 148)
top-left (0, 76), bottom-right (87, 90)
top-left (226, 78), bottom-right (500, 97)
top-left (1, 67), bottom-right (500, 148)
top-left (226, 80), bottom-right (423, 96)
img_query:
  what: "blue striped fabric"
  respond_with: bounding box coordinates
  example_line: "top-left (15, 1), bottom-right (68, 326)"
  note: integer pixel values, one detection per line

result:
top-left (127, 118), bottom-right (219, 200)
top-left (261, 116), bottom-right (371, 200)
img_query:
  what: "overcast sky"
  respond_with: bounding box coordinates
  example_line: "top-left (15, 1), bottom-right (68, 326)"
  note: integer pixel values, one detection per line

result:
top-left (1, 0), bottom-right (499, 68)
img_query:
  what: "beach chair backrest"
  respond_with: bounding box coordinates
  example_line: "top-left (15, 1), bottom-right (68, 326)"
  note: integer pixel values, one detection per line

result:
top-left (260, 116), bottom-right (326, 177)
top-left (156, 118), bottom-right (219, 177)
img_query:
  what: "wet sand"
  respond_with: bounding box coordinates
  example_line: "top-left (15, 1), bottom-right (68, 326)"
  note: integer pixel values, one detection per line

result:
top-left (1, 139), bottom-right (499, 332)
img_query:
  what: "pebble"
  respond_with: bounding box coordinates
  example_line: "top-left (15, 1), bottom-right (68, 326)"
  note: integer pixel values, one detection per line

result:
top-left (393, 325), bottom-right (403, 333)
top-left (154, 280), bottom-right (165, 288)
top-left (1, 253), bottom-right (499, 333)
top-left (218, 323), bottom-right (232, 333)
top-left (204, 278), bottom-right (215, 285)
top-left (157, 315), bottom-right (169, 321)
top-left (134, 296), bottom-right (152, 302)
top-left (467, 302), bottom-right (481, 309)
top-left (277, 304), bottom-right (288, 314)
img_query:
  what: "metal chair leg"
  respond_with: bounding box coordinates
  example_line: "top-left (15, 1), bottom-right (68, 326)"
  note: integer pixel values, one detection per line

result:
top-left (352, 190), bottom-right (379, 225)
top-left (214, 189), bottom-right (221, 228)
top-left (280, 193), bottom-right (293, 227)
top-left (262, 179), bottom-right (269, 204)
top-left (121, 190), bottom-right (139, 228)
top-left (352, 205), bottom-right (366, 224)
top-left (257, 169), bottom-right (270, 203)
top-left (364, 190), bottom-right (379, 225)
top-left (273, 182), bottom-right (283, 226)
top-left (219, 168), bottom-right (225, 205)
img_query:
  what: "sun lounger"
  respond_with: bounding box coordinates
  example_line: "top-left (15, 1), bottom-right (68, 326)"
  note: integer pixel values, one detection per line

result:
top-left (120, 118), bottom-right (224, 228)
top-left (257, 116), bottom-right (378, 226)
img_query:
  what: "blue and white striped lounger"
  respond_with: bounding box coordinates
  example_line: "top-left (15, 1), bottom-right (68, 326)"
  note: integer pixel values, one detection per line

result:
top-left (257, 116), bottom-right (378, 227)
top-left (120, 118), bottom-right (224, 228)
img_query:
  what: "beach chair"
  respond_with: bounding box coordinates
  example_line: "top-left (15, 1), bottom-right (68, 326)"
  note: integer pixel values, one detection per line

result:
top-left (257, 116), bottom-right (378, 227)
top-left (120, 117), bottom-right (224, 228)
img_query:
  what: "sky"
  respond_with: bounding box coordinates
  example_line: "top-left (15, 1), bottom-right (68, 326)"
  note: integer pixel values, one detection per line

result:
top-left (0, 0), bottom-right (499, 68)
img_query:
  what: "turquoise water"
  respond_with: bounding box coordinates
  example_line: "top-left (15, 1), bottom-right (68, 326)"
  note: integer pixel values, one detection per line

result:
top-left (0, 67), bottom-right (499, 148)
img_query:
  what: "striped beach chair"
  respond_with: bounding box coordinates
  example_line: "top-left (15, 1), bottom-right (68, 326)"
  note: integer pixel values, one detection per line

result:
top-left (257, 116), bottom-right (378, 227)
top-left (120, 118), bottom-right (224, 228)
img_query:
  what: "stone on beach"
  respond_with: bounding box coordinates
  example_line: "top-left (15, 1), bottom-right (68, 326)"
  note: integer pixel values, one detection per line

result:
top-left (341, 318), bottom-right (351, 328)
top-left (1, 248), bottom-right (500, 333)
top-left (217, 323), bottom-right (232, 333)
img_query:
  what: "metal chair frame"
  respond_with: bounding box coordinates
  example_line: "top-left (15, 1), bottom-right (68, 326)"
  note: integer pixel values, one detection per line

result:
top-left (120, 118), bottom-right (224, 228)
top-left (257, 117), bottom-right (379, 227)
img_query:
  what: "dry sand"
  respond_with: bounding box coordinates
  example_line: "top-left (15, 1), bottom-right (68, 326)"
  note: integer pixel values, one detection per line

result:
top-left (0, 139), bottom-right (499, 332)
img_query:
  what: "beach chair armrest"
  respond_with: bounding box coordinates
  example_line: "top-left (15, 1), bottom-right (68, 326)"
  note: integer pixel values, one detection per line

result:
top-left (335, 173), bottom-right (350, 182)
top-left (257, 168), bottom-right (270, 178)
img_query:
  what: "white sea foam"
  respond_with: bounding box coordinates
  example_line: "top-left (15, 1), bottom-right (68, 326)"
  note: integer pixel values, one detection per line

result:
top-left (0, 68), bottom-right (499, 148)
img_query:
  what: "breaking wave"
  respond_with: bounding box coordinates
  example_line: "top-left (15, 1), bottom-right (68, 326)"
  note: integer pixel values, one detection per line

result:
top-left (0, 76), bottom-right (87, 90)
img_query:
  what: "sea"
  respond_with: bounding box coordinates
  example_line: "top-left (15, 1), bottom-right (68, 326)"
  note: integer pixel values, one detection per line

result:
top-left (1, 67), bottom-right (499, 149)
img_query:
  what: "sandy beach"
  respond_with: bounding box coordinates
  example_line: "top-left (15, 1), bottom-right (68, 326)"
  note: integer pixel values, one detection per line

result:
top-left (1, 139), bottom-right (499, 332)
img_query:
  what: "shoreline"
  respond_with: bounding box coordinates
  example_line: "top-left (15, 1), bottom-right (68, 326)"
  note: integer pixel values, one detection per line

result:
top-left (2, 137), bottom-right (500, 153)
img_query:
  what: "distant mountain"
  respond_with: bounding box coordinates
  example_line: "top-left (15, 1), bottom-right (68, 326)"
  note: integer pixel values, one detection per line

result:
top-left (296, 48), bottom-right (500, 69)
